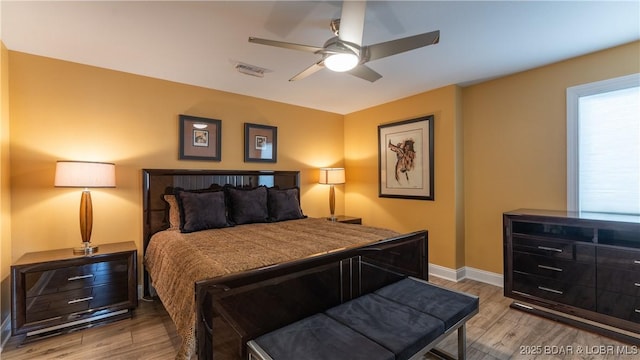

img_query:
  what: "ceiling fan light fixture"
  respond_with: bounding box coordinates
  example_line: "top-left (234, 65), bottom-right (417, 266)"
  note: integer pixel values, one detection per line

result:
top-left (324, 53), bottom-right (359, 72)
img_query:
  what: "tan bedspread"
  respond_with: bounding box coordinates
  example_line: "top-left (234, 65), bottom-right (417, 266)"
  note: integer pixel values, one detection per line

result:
top-left (143, 217), bottom-right (399, 360)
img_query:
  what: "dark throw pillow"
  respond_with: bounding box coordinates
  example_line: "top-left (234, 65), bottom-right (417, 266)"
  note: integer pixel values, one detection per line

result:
top-left (175, 190), bottom-right (229, 233)
top-left (226, 186), bottom-right (269, 225)
top-left (267, 187), bottom-right (305, 222)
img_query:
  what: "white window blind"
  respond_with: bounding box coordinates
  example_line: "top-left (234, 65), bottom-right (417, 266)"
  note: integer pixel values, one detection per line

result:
top-left (567, 74), bottom-right (640, 216)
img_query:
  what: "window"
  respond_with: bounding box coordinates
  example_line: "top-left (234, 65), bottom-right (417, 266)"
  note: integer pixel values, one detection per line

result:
top-left (567, 74), bottom-right (640, 216)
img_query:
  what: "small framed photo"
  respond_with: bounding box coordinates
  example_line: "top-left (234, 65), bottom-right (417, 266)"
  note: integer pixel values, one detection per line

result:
top-left (179, 114), bottom-right (221, 161)
top-left (244, 123), bottom-right (277, 163)
top-left (193, 129), bottom-right (209, 147)
top-left (378, 115), bottom-right (434, 200)
top-left (255, 135), bottom-right (267, 150)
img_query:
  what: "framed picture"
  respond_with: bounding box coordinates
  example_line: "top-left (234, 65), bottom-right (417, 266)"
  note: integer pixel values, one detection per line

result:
top-left (179, 114), bottom-right (221, 161)
top-left (244, 123), bottom-right (277, 162)
top-left (378, 115), bottom-right (434, 200)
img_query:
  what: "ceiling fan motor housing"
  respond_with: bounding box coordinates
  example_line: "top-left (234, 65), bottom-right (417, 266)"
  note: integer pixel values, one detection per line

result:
top-left (322, 37), bottom-right (360, 58)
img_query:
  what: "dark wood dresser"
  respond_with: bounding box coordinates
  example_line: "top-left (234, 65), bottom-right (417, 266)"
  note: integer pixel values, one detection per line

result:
top-left (11, 241), bottom-right (138, 342)
top-left (503, 209), bottom-right (640, 344)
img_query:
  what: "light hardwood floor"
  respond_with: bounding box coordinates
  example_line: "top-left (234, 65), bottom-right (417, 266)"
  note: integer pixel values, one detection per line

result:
top-left (2, 278), bottom-right (636, 359)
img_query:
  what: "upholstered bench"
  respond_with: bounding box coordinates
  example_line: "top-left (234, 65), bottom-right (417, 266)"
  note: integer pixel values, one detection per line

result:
top-left (247, 277), bottom-right (479, 360)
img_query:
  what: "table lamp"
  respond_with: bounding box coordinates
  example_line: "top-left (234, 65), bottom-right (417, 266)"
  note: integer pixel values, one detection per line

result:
top-left (318, 167), bottom-right (345, 221)
top-left (54, 160), bottom-right (116, 254)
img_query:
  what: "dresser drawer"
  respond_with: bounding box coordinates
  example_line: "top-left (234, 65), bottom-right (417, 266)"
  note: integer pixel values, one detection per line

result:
top-left (25, 259), bottom-right (129, 297)
top-left (513, 272), bottom-right (596, 310)
top-left (597, 290), bottom-right (640, 323)
top-left (597, 267), bottom-right (640, 297)
top-left (512, 236), bottom-right (595, 262)
top-left (597, 246), bottom-right (640, 269)
top-left (513, 252), bottom-right (595, 286)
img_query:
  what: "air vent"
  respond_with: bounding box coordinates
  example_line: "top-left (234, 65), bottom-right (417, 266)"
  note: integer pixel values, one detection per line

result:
top-left (235, 62), bottom-right (269, 78)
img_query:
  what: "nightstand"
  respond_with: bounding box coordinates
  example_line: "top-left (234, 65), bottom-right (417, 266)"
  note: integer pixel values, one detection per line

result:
top-left (11, 241), bottom-right (138, 343)
top-left (328, 215), bottom-right (362, 224)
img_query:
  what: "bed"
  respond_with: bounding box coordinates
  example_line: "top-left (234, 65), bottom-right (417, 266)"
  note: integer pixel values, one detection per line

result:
top-left (142, 169), bottom-right (428, 360)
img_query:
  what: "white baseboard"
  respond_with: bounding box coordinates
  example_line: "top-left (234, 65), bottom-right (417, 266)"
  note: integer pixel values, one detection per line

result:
top-left (463, 266), bottom-right (504, 288)
top-left (1, 314), bottom-right (11, 353)
top-left (428, 263), bottom-right (503, 288)
top-left (428, 263), bottom-right (464, 282)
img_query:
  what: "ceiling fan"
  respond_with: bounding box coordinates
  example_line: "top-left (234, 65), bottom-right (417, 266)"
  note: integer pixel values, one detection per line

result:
top-left (248, 1), bottom-right (440, 82)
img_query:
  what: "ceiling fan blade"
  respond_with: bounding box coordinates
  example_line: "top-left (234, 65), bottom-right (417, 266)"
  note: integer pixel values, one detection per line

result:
top-left (338, 0), bottom-right (366, 46)
top-left (289, 60), bottom-right (325, 82)
top-left (348, 64), bottom-right (382, 82)
top-left (364, 30), bottom-right (440, 61)
top-left (249, 37), bottom-right (323, 53)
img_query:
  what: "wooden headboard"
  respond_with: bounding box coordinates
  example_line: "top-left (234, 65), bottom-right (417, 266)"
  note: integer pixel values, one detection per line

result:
top-left (141, 169), bottom-right (300, 295)
top-left (142, 169), bottom-right (300, 251)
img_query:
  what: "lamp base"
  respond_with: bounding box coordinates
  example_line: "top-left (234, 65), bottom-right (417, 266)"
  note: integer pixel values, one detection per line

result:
top-left (73, 243), bottom-right (99, 255)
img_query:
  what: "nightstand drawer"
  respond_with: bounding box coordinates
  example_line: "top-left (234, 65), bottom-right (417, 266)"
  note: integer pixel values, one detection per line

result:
top-left (26, 282), bottom-right (131, 323)
top-left (25, 258), bottom-right (129, 297)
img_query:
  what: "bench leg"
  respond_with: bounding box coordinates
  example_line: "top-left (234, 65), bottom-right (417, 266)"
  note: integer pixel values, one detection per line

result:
top-left (428, 324), bottom-right (467, 360)
top-left (457, 324), bottom-right (466, 360)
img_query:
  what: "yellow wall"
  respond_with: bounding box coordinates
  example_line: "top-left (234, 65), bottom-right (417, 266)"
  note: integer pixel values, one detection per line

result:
top-left (463, 41), bottom-right (640, 274)
top-left (8, 52), bottom-right (345, 281)
top-left (344, 41), bottom-right (639, 275)
top-left (344, 85), bottom-right (464, 269)
top-left (1, 39), bottom-right (13, 334)
top-left (6, 39), bottom-right (640, 294)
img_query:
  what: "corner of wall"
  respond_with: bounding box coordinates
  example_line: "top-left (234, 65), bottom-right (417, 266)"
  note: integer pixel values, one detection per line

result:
top-left (0, 39), bottom-right (14, 350)
top-left (453, 85), bottom-right (465, 269)
top-left (0, 277), bottom-right (11, 352)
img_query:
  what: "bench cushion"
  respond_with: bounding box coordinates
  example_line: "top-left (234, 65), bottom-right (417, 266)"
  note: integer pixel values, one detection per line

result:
top-left (375, 278), bottom-right (479, 329)
top-left (252, 313), bottom-right (394, 360)
top-left (325, 293), bottom-right (445, 360)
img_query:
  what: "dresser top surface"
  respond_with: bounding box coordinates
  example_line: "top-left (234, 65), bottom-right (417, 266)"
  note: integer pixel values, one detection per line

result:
top-left (505, 209), bottom-right (640, 225)
top-left (13, 241), bottom-right (137, 267)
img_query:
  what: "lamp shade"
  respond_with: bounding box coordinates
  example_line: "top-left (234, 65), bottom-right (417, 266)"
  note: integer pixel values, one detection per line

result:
top-left (319, 168), bottom-right (345, 185)
top-left (55, 161), bottom-right (116, 188)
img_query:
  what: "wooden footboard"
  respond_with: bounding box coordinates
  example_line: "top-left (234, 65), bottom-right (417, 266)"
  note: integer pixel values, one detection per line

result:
top-left (195, 230), bottom-right (428, 360)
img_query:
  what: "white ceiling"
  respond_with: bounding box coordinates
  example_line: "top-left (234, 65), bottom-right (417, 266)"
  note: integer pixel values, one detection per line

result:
top-left (2, 1), bottom-right (639, 114)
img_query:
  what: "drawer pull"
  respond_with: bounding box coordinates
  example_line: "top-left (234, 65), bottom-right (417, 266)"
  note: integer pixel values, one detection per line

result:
top-left (537, 246), bottom-right (562, 253)
top-left (635, 283), bottom-right (640, 287)
top-left (68, 296), bottom-right (93, 304)
top-left (538, 265), bottom-right (563, 272)
top-left (634, 260), bottom-right (640, 265)
top-left (538, 286), bottom-right (563, 295)
top-left (68, 274), bottom-right (94, 281)
top-left (636, 309), bottom-right (640, 314)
